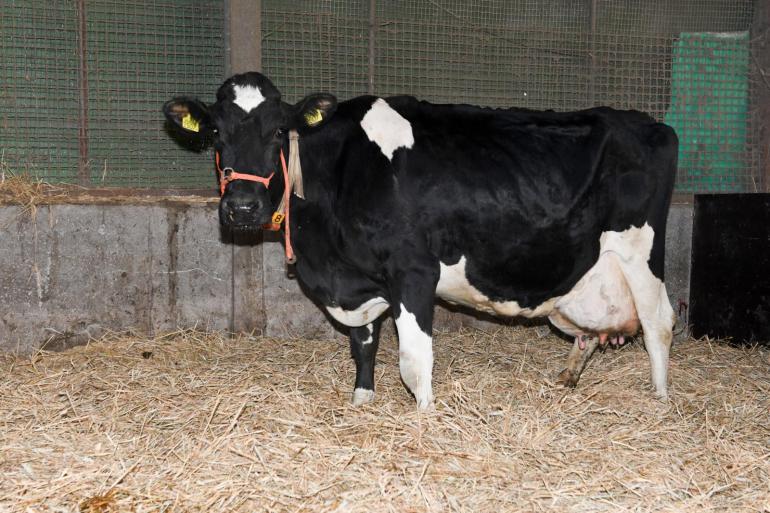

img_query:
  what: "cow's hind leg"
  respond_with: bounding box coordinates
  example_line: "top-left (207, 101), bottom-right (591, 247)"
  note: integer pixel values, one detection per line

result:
top-left (622, 268), bottom-right (676, 400)
top-left (350, 320), bottom-right (382, 406)
top-left (556, 336), bottom-right (600, 388)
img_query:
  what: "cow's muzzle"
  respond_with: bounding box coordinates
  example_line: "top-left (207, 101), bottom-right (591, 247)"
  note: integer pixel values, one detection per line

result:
top-left (219, 191), bottom-right (273, 228)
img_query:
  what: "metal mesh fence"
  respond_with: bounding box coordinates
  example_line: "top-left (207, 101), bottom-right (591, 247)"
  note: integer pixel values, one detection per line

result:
top-left (263, 0), bottom-right (763, 193)
top-left (1, 0), bottom-right (224, 188)
top-left (1, 1), bottom-right (764, 191)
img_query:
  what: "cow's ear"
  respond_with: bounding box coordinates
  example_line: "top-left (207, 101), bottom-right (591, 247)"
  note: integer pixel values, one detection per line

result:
top-left (294, 94), bottom-right (337, 128)
top-left (163, 97), bottom-right (212, 137)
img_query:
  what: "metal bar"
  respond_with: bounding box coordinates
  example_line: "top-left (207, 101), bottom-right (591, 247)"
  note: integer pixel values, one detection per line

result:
top-left (752, 0), bottom-right (770, 191)
top-left (588, 0), bottom-right (598, 107)
top-left (76, 0), bottom-right (90, 186)
top-left (368, 0), bottom-right (376, 95)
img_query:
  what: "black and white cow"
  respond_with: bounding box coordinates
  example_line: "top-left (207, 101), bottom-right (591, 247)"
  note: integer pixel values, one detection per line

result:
top-left (165, 72), bottom-right (678, 409)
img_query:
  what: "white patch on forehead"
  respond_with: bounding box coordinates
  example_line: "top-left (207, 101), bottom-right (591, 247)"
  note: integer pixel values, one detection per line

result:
top-left (326, 297), bottom-right (389, 327)
top-left (360, 98), bottom-right (414, 161)
top-left (232, 84), bottom-right (265, 112)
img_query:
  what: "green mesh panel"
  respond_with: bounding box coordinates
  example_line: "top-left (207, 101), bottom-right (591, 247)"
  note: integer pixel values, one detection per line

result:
top-left (0, 0), bottom-right (224, 188)
top-left (665, 32), bottom-right (750, 192)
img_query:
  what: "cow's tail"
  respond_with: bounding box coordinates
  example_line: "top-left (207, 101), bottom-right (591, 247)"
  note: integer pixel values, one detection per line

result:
top-left (645, 122), bottom-right (678, 282)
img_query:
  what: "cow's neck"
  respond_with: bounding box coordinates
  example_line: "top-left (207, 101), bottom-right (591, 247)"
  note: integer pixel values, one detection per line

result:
top-left (286, 121), bottom-right (368, 262)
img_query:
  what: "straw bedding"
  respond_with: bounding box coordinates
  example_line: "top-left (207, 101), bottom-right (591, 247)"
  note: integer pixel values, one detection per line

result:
top-left (1, 327), bottom-right (768, 512)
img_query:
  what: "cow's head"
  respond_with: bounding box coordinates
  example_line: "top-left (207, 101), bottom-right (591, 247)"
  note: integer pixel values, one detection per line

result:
top-left (164, 72), bottom-right (336, 229)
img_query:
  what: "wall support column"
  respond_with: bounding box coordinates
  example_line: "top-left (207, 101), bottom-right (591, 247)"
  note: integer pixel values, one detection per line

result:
top-left (228, 0), bottom-right (262, 74)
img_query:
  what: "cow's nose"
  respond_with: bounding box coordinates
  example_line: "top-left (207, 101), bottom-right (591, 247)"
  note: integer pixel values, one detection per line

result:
top-left (220, 197), bottom-right (259, 225)
top-left (219, 194), bottom-right (273, 227)
top-left (228, 203), bottom-right (256, 220)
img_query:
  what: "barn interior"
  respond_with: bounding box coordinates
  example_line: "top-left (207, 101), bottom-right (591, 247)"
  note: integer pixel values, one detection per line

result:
top-left (1, 1), bottom-right (769, 511)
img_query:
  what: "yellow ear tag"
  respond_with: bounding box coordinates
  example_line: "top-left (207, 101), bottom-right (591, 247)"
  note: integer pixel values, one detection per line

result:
top-left (272, 212), bottom-right (285, 224)
top-left (181, 113), bottom-right (200, 132)
top-left (304, 108), bottom-right (323, 127)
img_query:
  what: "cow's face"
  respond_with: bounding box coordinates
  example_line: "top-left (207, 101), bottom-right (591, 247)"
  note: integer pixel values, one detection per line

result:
top-left (164, 72), bottom-right (336, 229)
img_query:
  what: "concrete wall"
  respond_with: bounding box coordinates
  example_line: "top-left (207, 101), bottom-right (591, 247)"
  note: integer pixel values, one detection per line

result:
top-left (0, 201), bottom-right (693, 354)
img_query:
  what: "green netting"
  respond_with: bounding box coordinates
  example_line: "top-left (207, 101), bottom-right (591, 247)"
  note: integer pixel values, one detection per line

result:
top-left (261, 1), bottom-right (370, 103)
top-left (0, 0), bottom-right (762, 191)
top-left (665, 32), bottom-right (749, 192)
top-left (0, 1), bottom-right (80, 182)
top-left (262, 0), bottom-right (759, 193)
top-left (0, 0), bottom-right (224, 188)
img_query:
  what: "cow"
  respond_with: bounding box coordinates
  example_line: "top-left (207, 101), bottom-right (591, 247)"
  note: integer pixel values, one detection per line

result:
top-left (164, 72), bottom-right (678, 409)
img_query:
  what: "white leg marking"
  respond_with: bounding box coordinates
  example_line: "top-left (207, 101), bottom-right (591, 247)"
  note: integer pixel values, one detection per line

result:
top-left (351, 387), bottom-right (376, 406)
top-left (232, 84), bottom-right (265, 112)
top-left (360, 99), bottom-right (414, 161)
top-left (394, 305), bottom-right (434, 410)
top-left (362, 323), bottom-right (373, 345)
top-left (635, 282), bottom-right (675, 400)
top-left (326, 297), bottom-right (389, 327)
top-left (607, 223), bottom-right (675, 400)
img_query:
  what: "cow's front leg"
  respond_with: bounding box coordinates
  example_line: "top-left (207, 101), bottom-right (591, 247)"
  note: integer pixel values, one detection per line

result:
top-left (350, 320), bottom-right (382, 406)
top-left (395, 304), bottom-right (434, 409)
top-left (391, 266), bottom-right (438, 410)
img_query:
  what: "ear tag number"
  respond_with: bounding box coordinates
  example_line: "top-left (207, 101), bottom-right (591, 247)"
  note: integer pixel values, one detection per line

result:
top-left (304, 108), bottom-right (323, 126)
top-left (272, 212), bottom-right (285, 224)
top-left (182, 113), bottom-right (200, 132)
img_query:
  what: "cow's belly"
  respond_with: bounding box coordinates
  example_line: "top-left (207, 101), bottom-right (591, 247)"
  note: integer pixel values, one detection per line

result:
top-left (435, 256), bottom-right (556, 317)
top-left (436, 224), bottom-right (653, 337)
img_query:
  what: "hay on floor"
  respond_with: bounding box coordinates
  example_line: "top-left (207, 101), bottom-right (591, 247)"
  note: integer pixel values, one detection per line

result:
top-left (1, 327), bottom-right (768, 512)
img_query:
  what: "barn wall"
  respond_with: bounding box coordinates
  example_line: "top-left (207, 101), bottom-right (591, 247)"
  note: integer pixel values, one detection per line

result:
top-left (0, 202), bottom-right (692, 354)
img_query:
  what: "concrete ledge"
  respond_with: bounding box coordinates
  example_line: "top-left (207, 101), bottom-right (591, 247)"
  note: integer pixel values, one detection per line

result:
top-left (0, 201), bottom-right (693, 354)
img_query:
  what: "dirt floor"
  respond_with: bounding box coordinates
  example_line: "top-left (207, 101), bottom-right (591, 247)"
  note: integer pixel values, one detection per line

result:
top-left (1, 327), bottom-right (768, 512)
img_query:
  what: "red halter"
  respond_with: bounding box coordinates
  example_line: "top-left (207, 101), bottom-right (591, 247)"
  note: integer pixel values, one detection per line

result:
top-left (215, 149), bottom-right (295, 264)
top-left (215, 151), bottom-right (274, 196)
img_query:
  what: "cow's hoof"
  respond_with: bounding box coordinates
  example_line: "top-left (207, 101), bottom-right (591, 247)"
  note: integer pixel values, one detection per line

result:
top-left (556, 369), bottom-right (579, 388)
top-left (351, 388), bottom-right (375, 406)
top-left (416, 397), bottom-right (435, 411)
top-left (412, 385), bottom-right (434, 411)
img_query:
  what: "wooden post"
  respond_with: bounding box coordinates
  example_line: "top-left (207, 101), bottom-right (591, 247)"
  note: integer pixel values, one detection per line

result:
top-left (225, 0), bottom-right (266, 334)
top-left (227, 0), bottom-right (262, 74)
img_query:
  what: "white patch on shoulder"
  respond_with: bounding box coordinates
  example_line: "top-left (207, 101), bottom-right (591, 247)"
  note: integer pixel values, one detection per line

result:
top-left (326, 297), bottom-right (389, 327)
top-left (232, 84), bottom-right (265, 112)
top-left (394, 305), bottom-right (434, 409)
top-left (362, 323), bottom-right (374, 345)
top-left (436, 256), bottom-right (556, 317)
top-left (360, 98), bottom-right (414, 161)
